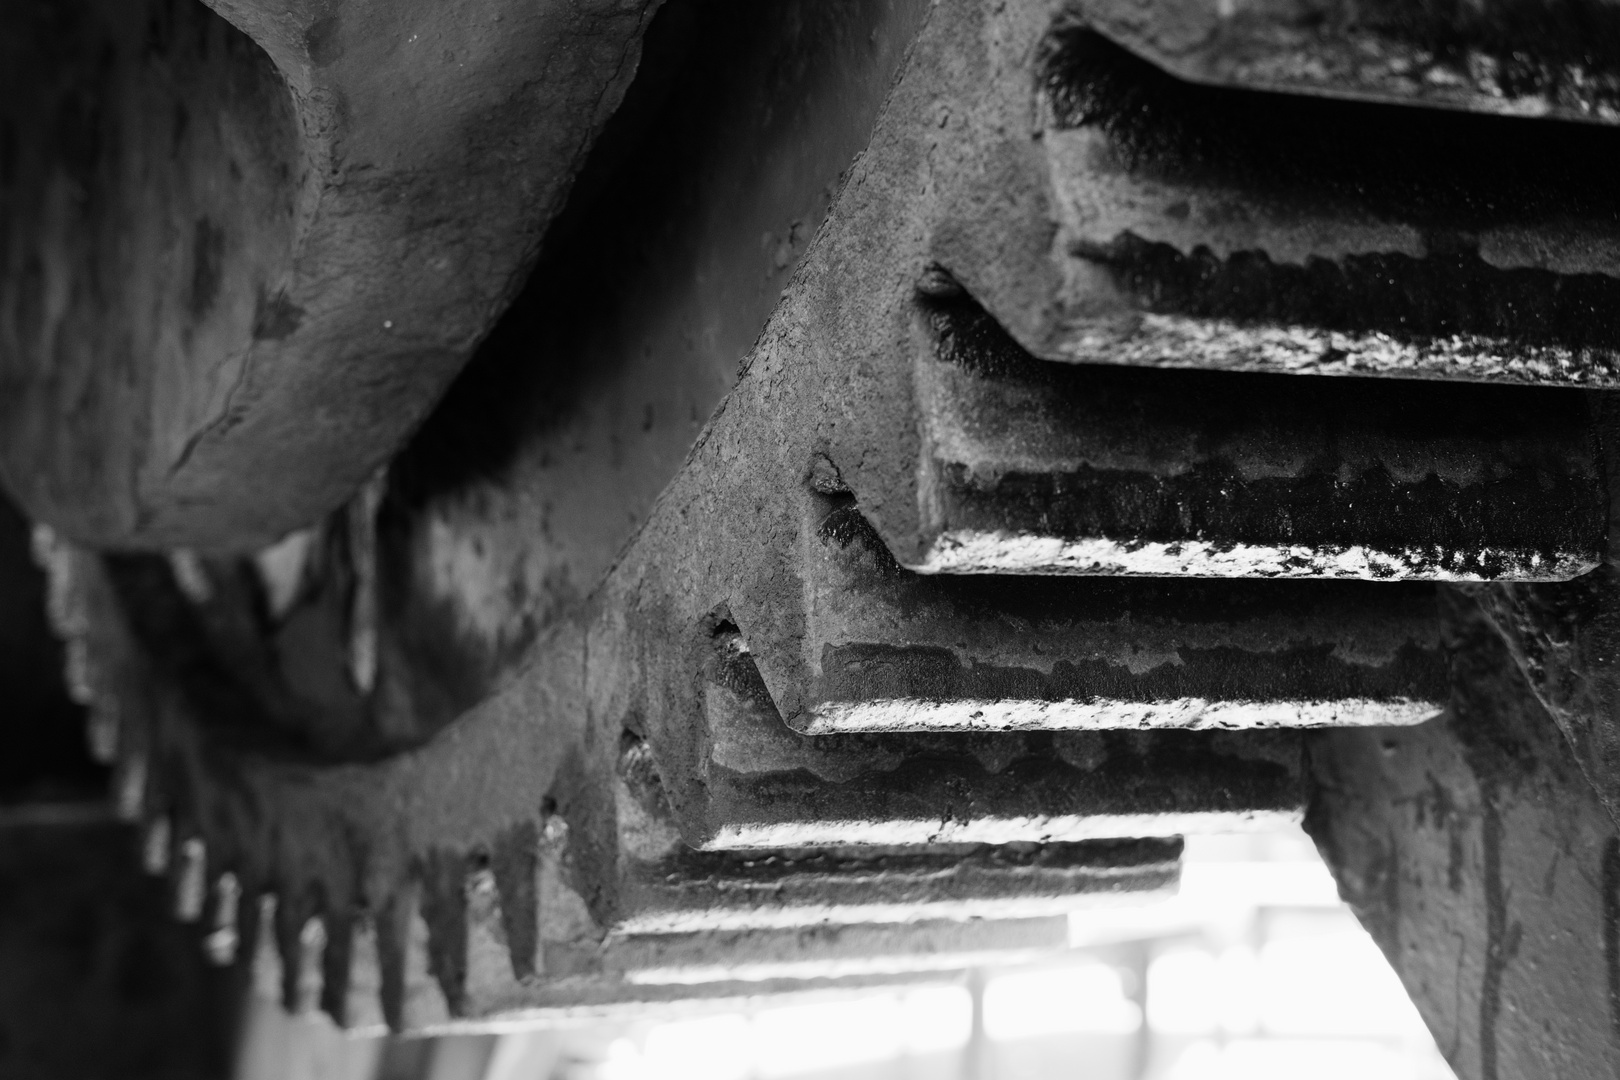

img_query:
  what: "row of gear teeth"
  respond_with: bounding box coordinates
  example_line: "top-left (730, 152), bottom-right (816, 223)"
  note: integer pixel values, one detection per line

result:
top-left (25, 520), bottom-right (564, 1030)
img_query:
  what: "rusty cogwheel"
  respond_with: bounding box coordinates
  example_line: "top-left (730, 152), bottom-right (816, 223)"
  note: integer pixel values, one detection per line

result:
top-left (13, 0), bottom-right (1620, 1065)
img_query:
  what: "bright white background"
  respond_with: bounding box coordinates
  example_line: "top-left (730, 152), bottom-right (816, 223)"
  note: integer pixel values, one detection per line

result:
top-left (238, 824), bottom-right (1458, 1080)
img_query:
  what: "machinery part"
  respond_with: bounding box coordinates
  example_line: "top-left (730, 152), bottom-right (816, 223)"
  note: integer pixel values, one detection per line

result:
top-left (0, 495), bottom-right (103, 802)
top-left (947, 27), bottom-right (1620, 385)
top-left (15, 0), bottom-right (1207, 1030)
top-left (601, 915), bottom-right (1071, 985)
top-left (35, 498), bottom-right (1185, 1031)
top-left (0, 0), bottom-right (656, 549)
top-left (18, 0), bottom-right (1620, 1070)
top-left (1082, 0), bottom-right (1620, 123)
top-left (614, 840), bottom-right (1180, 934)
top-left (1471, 565), bottom-right (1620, 832)
top-left (789, 500), bottom-right (1447, 733)
top-left (906, 294), bottom-right (1604, 579)
top-left (685, 614), bottom-right (1307, 846)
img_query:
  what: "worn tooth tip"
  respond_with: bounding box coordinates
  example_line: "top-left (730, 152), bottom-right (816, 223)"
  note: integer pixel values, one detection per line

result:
top-left (292, 917), bottom-right (328, 1014)
top-left (250, 895), bottom-right (283, 999)
top-left (116, 755), bottom-right (147, 821)
top-left (205, 926), bottom-right (239, 965)
top-left (346, 475), bottom-right (382, 695)
top-left (376, 891), bottom-right (410, 1032)
top-left (205, 873), bottom-right (242, 964)
top-left (63, 638), bottom-right (94, 703)
top-left (87, 700), bottom-right (119, 763)
top-left (175, 837), bottom-right (207, 921)
top-left (167, 550), bottom-right (214, 604)
top-left (318, 915), bottom-right (356, 1026)
top-left (254, 528), bottom-right (315, 620)
top-left (28, 522), bottom-right (58, 564)
top-left (491, 822), bottom-right (541, 982)
top-left (32, 526), bottom-right (83, 624)
top-left (142, 816), bottom-right (171, 875)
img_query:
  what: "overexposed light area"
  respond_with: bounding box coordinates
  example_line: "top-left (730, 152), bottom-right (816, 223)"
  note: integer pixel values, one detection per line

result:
top-left (1259, 925), bottom-right (1431, 1037)
top-left (595, 985), bottom-right (970, 1080)
top-left (1145, 949), bottom-right (1220, 1035)
top-left (899, 985), bottom-right (976, 1054)
top-left (1068, 831), bottom-right (1342, 950)
top-left (629, 1013), bottom-right (751, 1080)
top-left (1169, 1038), bottom-right (1452, 1080)
top-left (751, 996), bottom-right (903, 1076)
top-left (985, 963), bottom-right (1142, 1039)
top-left (236, 824), bottom-right (1460, 1080)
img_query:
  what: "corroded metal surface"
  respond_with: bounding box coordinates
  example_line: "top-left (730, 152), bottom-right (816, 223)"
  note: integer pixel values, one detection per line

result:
top-left (939, 25), bottom-right (1620, 386)
top-left (601, 915), bottom-right (1070, 985)
top-left (615, 841), bottom-right (1181, 934)
top-left (786, 500), bottom-right (1445, 733)
top-left (15, 0), bottom-right (1312, 1027)
top-left (1471, 566), bottom-right (1620, 832)
top-left (15, 0), bottom-right (1620, 1066)
top-left (906, 294), bottom-right (1605, 580)
top-left (690, 627), bottom-right (1305, 846)
top-left (0, 0), bottom-right (656, 549)
top-left (372, 0), bottom-right (936, 743)
top-left (1085, 0), bottom-right (1620, 123)
top-left (33, 496), bottom-right (1186, 1029)
top-left (1308, 596), bottom-right (1620, 1079)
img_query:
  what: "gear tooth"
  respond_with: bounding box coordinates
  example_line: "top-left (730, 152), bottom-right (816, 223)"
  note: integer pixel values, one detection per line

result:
top-left (378, 880), bottom-right (451, 1031)
top-left (318, 909), bottom-right (355, 1026)
top-left (346, 470), bottom-right (384, 694)
top-left (536, 813), bottom-right (603, 958)
top-left (141, 816), bottom-right (171, 876)
top-left (376, 886), bottom-right (412, 1032)
top-left (465, 858), bottom-right (518, 1012)
top-left (406, 899), bottom-right (452, 1029)
top-left (204, 872), bottom-right (242, 965)
top-left (491, 821), bottom-right (540, 981)
top-left (115, 753), bottom-right (147, 822)
top-left (249, 895), bottom-right (283, 1000)
top-left (86, 697), bottom-right (119, 764)
top-left (62, 637), bottom-right (96, 706)
top-left (166, 550), bottom-right (214, 604)
top-left (253, 527), bottom-right (316, 620)
top-left (294, 916), bottom-right (328, 1015)
top-left (419, 851), bottom-right (470, 1017)
top-left (29, 532), bottom-right (115, 722)
top-left (343, 914), bottom-right (387, 1033)
top-left (271, 897), bottom-right (301, 1010)
top-left (29, 530), bottom-right (121, 766)
top-left (174, 837), bottom-right (207, 921)
top-left (295, 916), bottom-right (327, 1014)
top-left (274, 892), bottom-right (323, 1013)
top-left (30, 523), bottom-right (87, 638)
